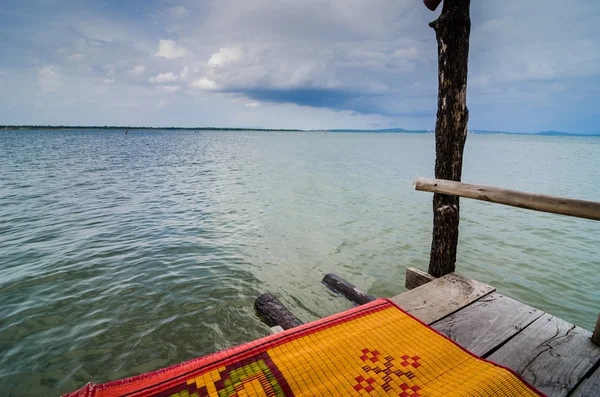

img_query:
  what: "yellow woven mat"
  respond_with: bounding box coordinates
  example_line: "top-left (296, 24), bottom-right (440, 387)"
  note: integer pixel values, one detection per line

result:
top-left (66, 299), bottom-right (544, 397)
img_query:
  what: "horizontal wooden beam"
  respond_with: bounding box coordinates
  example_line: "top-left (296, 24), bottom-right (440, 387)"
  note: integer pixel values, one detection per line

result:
top-left (405, 267), bottom-right (436, 290)
top-left (322, 273), bottom-right (376, 305)
top-left (415, 177), bottom-right (600, 221)
top-left (254, 293), bottom-right (303, 330)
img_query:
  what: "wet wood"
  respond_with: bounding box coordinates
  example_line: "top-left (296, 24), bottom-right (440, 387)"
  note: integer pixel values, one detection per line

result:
top-left (390, 273), bottom-right (494, 324)
top-left (254, 293), bottom-right (303, 330)
top-left (416, 177), bottom-right (600, 222)
top-left (487, 313), bottom-right (600, 397)
top-left (572, 365), bottom-right (600, 397)
top-left (427, 0), bottom-right (472, 278)
top-left (592, 313), bottom-right (600, 346)
top-left (405, 267), bottom-right (436, 290)
top-left (322, 273), bottom-right (376, 305)
top-left (431, 292), bottom-right (544, 357)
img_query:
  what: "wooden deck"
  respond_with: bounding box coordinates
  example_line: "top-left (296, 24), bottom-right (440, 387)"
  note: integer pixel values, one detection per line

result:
top-left (390, 273), bottom-right (600, 397)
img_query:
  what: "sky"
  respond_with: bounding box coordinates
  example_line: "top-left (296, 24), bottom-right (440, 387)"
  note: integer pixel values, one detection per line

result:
top-left (0, 0), bottom-right (599, 133)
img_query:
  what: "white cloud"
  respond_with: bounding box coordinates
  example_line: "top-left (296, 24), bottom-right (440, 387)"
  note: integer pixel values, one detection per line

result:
top-left (68, 53), bottom-right (85, 61)
top-left (128, 65), bottom-right (146, 75)
top-left (157, 100), bottom-right (168, 108)
top-left (191, 78), bottom-right (219, 90)
top-left (157, 85), bottom-right (180, 93)
top-left (103, 78), bottom-right (115, 84)
top-left (179, 66), bottom-right (189, 80)
top-left (207, 47), bottom-right (244, 67)
top-left (111, 102), bottom-right (140, 109)
top-left (149, 72), bottom-right (179, 84)
top-left (155, 39), bottom-right (186, 59)
top-left (38, 66), bottom-right (62, 93)
top-left (245, 102), bottom-right (261, 107)
top-left (392, 48), bottom-right (419, 60)
top-left (103, 63), bottom-right (115, 76)
top-left (167, 6), bottom-right (189, 19)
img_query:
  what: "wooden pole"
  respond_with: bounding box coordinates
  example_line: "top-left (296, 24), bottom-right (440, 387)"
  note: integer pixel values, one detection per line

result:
top-left (322, 273), bottom-right (376, 305)
top-left (254, 293), bottom-right (303, 330)
top-left (415, 178), bottom-right (600, 221)
top-left (427, 0), bottom-right (471, 278)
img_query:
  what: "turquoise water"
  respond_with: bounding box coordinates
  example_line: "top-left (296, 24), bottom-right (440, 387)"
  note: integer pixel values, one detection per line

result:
top-left (1, 129), bottom-right (598, 396)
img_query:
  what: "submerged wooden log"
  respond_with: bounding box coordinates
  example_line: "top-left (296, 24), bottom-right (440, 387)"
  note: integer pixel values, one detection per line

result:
top-left (254, 293), bottom-right (303, 330)
top-left (322, 273), bottom-right (376, 305)
top-left (405, 267), bottom-right (436, 290)
top-left (416, 177), bottom-right (600, 222)
top-left (428, 0), bottom-right (472, 278)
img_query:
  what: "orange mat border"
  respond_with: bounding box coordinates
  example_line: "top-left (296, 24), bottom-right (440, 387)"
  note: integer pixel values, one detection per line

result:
top-left (65, 299), bottom-right (546, 397)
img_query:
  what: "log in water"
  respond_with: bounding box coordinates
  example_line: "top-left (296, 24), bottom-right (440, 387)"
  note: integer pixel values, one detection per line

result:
top-left (254, 293), bottom-right (303, 330)
top-left (322, 273), bottom-right (376, 305)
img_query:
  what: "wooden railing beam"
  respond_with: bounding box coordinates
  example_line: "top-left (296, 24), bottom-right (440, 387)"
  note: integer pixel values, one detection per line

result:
top-left (415, 177), bottom-right (600, 221)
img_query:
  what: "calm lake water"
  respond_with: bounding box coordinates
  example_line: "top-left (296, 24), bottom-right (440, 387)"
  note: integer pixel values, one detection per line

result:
top-left (1, 129), bottom-right (599, 396)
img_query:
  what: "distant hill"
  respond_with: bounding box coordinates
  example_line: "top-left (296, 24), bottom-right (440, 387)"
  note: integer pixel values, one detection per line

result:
top-left (324, 128), bottom-right (429, 133)
top-left (470, 129), bottom-right (599, 137)
top-left (327, 128), bottom-right (599, 136)
top-left (2, 125), bottom-right (598, 136)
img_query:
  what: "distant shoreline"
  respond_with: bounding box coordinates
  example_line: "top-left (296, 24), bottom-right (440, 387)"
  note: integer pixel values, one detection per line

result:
top-left (1, 125), bottom-right (598, 137)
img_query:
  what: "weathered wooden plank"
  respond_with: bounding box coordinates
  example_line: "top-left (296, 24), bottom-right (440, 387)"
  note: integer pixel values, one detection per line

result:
top-left (390, 273), bottom-right (495, 324)
top-left (572, 365), bottom-right (600, 397)
top-left (322, 273), bottom-right (376, 305)
top-left (488, 313), bottom-right (600, 397)
top-left (431, 292), bottom-right (544, 357)
top-left (405, 267), bottom-right (436, 290)
top-left (415, 177), bottom-right (600, 222)
top-left (254, 293), bottom-right (303, 330)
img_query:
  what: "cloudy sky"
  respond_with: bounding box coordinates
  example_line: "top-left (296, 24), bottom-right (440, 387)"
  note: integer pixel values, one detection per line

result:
top-left (1, 0), bottom-right (599, 132)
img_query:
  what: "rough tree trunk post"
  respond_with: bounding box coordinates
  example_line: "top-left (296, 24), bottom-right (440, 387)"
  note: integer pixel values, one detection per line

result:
top-left (427, 0), bottom-right (471, 277)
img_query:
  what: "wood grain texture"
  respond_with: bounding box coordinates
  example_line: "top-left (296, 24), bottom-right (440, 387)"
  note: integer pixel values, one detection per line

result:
top-left (405, 267), bottom-right (436, 290)
top-left (390, 273), bottom-right (495, 324)
top-left (488, 313), bottom-right (600, 397)
top-left (431, 292), bottom-right (544, 357)
top-left (415, 177), bottom-right (600, 221)
top-left (572, 365), bottom-right (600, 397)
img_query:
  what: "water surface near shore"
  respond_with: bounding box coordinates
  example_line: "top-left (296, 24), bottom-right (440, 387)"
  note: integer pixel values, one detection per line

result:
top-left (1, 129), bottom-right (598, 396)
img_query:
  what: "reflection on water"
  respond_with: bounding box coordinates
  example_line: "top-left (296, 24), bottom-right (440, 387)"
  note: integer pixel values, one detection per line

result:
top-left (0, 130), bottom-right (598, 396)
